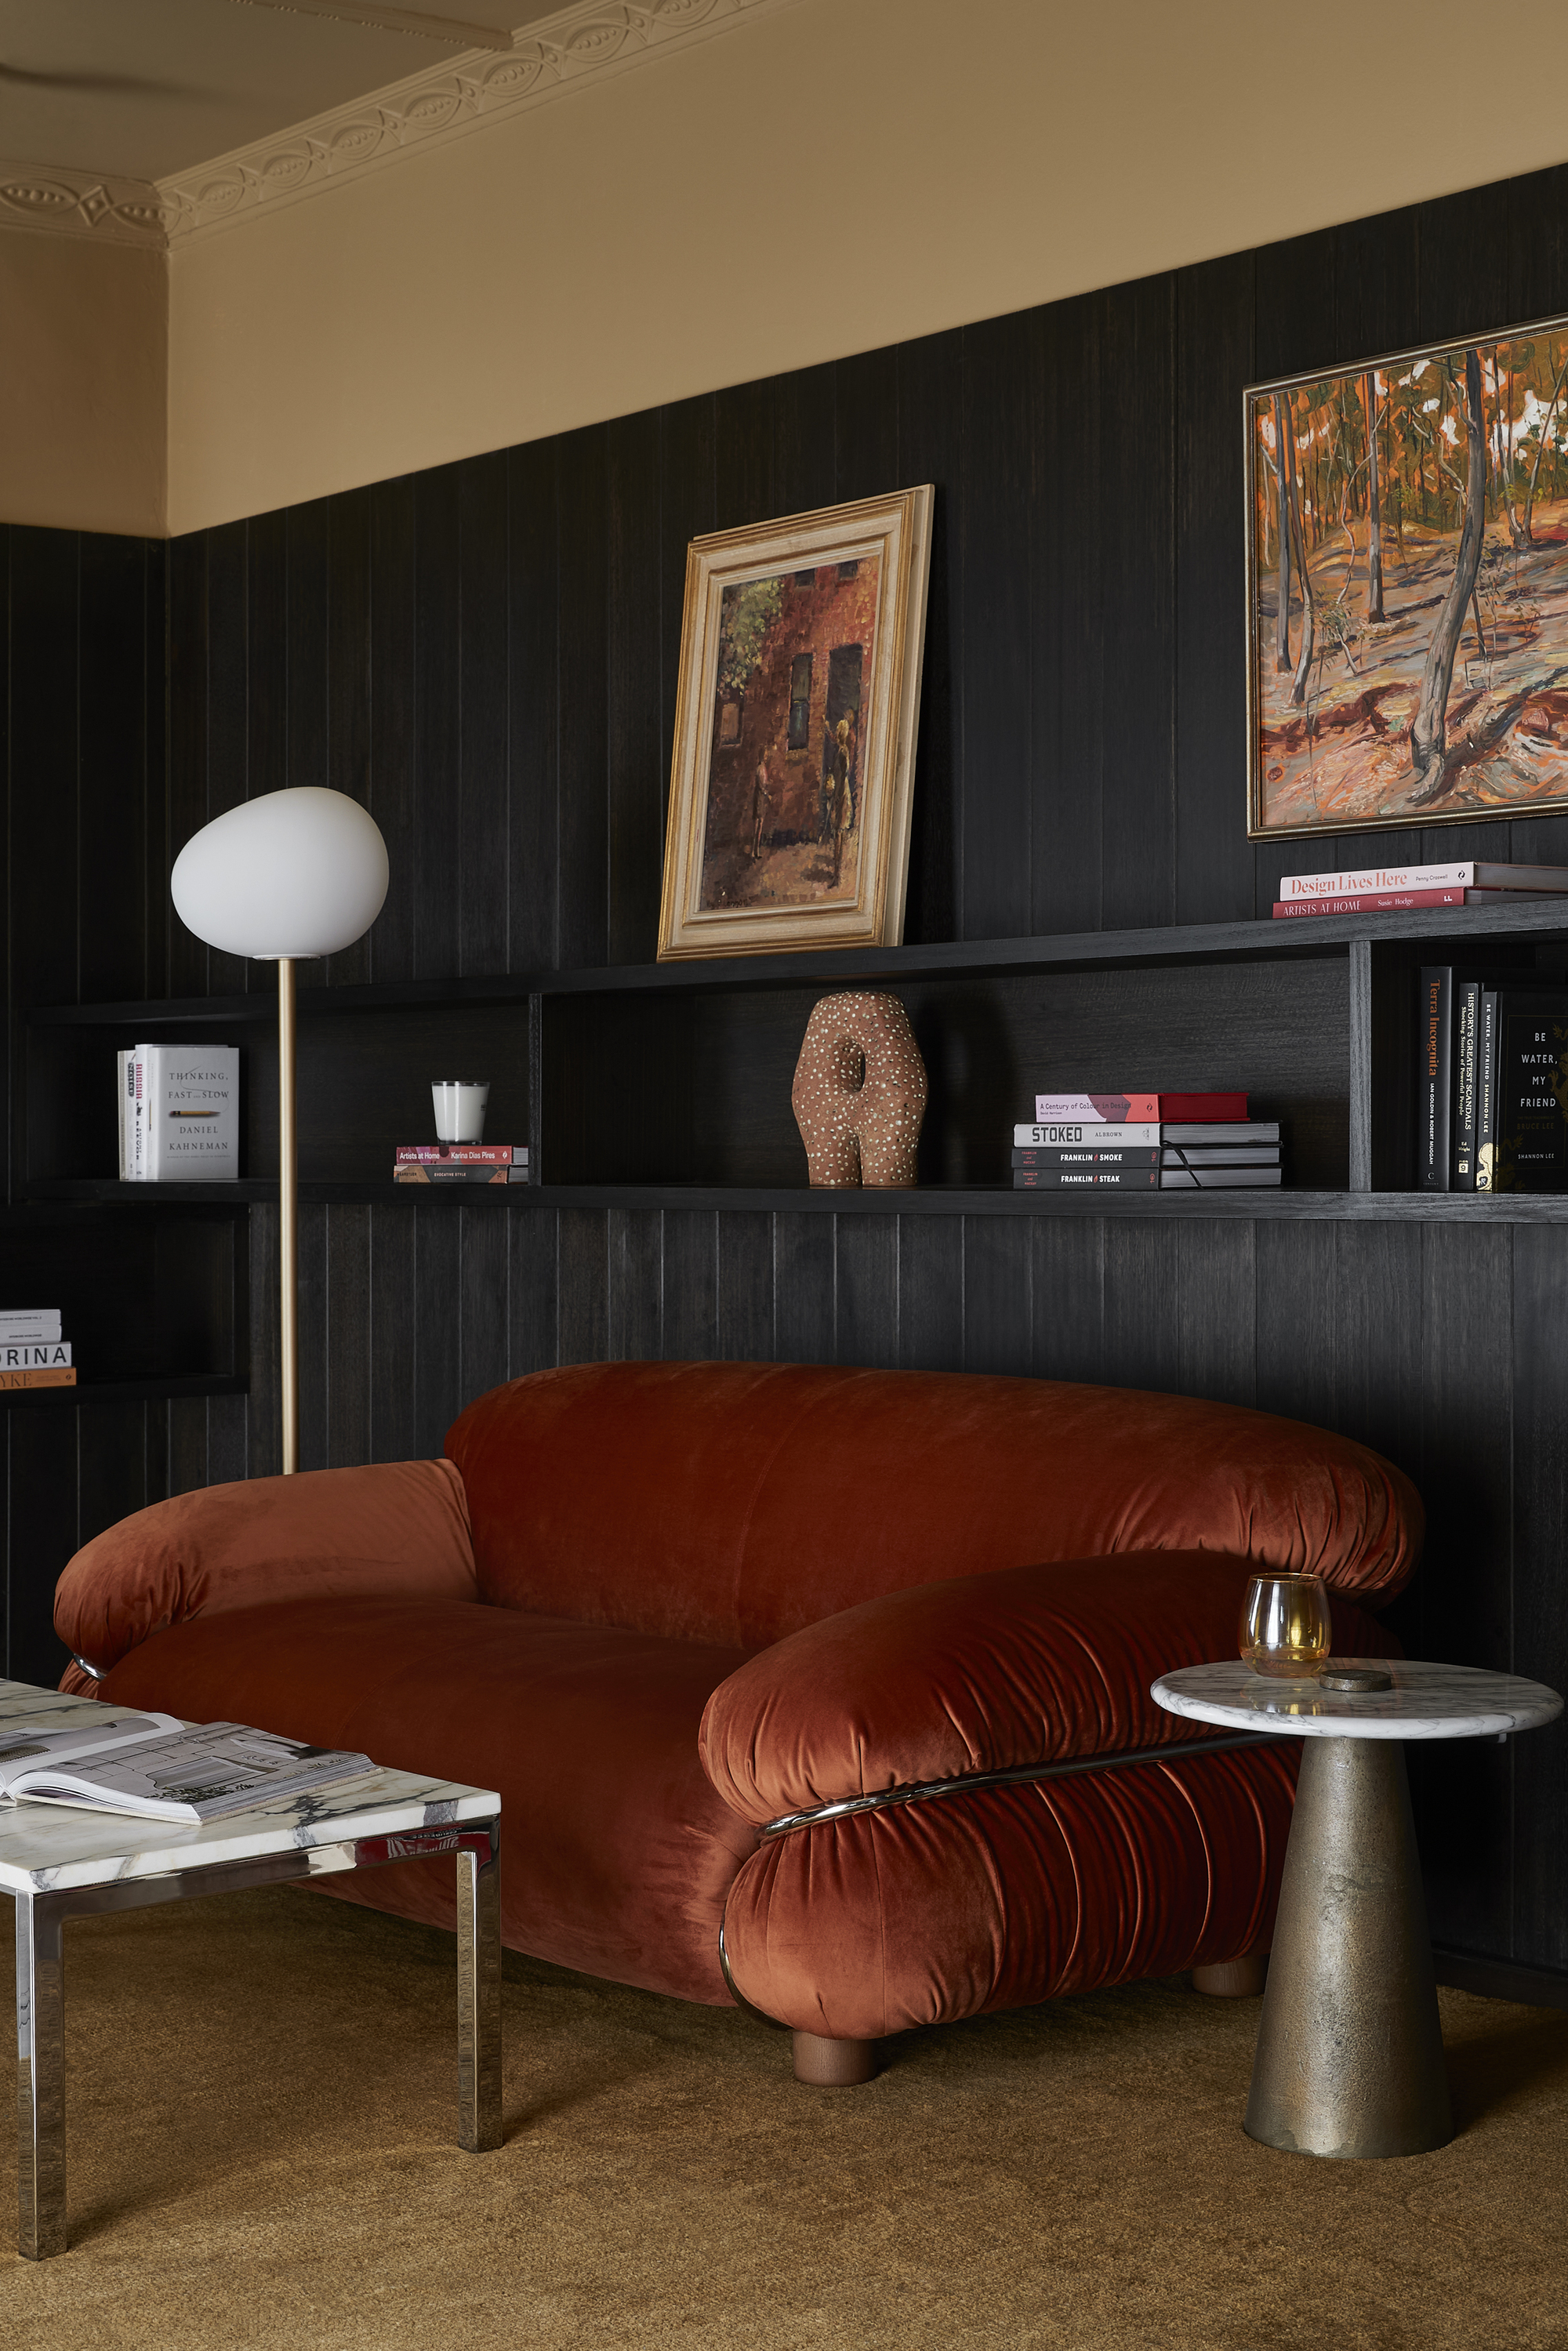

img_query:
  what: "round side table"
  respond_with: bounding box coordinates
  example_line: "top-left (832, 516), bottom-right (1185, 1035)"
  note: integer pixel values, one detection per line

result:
top-left (1151, 1659), bottom-right (1563, 2160)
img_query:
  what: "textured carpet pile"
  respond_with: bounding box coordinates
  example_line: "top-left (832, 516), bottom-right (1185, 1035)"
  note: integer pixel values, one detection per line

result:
top-left (3, 1885), bottom-right (1566, 2349)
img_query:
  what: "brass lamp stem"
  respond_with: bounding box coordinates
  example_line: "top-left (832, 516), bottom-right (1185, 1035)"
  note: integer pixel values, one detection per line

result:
top-left (278, 955), bottom-right (299, 1475)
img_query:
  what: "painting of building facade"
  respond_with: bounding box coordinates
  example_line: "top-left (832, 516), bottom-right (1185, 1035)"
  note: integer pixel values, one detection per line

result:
top-left (1247, 316), bottom-right (1568, 838)
top-left (659, 489), bottom-right (932, 960)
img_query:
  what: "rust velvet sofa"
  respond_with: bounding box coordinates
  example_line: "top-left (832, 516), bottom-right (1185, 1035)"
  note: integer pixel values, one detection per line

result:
top-left (54, 1361), bottom-right (1420, 2083)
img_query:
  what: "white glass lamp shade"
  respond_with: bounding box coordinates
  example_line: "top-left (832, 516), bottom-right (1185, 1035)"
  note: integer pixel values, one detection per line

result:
top-left (171, 787), bottom-right (390, 959)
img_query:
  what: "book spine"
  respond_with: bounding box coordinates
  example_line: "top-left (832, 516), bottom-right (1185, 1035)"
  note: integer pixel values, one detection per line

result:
top-left (1417, 967), bottom-right (1452, 1192)
top-left (0, 1324), bottom-right (63, 1344)
top-left (394, 1145), bottom-right (528, 1165)
top-left (1272, 890), bottom-right (1468, 917)
top-left (1279, 865), bottom-right (1474, 898)
top-left (116, 1049), bottom-right (129, 1181)
top-left (1454, 981), bottom-right (1479, 1190)
top-left (1031, 1094), bottom-right (1159, 1123)
top-left (0, 1343), bottom-right (71, 1369)
top-left (1013, 1168), bottom-right (1159, 1188)
top-left (0, 1369), bottom-right (75, 1390)
top-left (132, 1046), bottom-right (146, 1181)
top-left (1013, 1123), bottom-right (1160, 1147)
top-left (1476, 991), bottom-right (1498, 1192)
top-left (144, 1041), bottom-right (164, 1180)
top-left (1011, 1147), bottom-right (1160, 1167)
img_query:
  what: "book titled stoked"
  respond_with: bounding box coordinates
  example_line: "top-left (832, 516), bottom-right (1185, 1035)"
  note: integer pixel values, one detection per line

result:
top-left (1013, 1090), bottom-right (1281, 1189)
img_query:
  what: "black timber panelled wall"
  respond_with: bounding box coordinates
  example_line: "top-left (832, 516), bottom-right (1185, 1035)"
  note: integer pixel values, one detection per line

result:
top-left (9, 164), bottom-right (1568, 1982)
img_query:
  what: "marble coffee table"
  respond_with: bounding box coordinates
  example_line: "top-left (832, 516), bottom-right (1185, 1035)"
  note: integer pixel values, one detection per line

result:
top-left (1152, 1659), bottom-right (1562, 2160)
top-left (0, 1678), bottom-right (503, 2259)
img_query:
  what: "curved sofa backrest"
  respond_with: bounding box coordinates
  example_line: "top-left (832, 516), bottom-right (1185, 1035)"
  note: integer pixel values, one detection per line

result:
top-left (445, 1361), bottom-right (1421, 1649)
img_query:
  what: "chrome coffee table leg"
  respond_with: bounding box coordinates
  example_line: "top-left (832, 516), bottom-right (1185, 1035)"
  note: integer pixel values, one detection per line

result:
top-left (456, 1824), bottom-right (502, 2153)
top-left (1246, 1736), bottom-right (1451, 2159)
top-left (16, 1891), bottom-right (67, 2259)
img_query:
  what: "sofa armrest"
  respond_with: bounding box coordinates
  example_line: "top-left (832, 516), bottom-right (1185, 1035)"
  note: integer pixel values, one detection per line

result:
top-left (56, 1459), bottom-right (477, 1685)
top-left (699, 1549), bottom-right (1396, 1826)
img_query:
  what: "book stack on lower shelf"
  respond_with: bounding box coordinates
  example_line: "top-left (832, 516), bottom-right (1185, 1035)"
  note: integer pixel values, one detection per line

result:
top-left (1011, 1094), bottom-right (1283, 1190)
top-left (392, 1145), bottom-right (530, 1185)
top-left (1419, 966), bottom-right (1568, 1193)
top-left (0, 1307), bottom-right (74, 1391)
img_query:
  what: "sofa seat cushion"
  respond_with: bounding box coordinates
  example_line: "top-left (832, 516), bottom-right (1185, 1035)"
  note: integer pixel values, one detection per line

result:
top-left (98, 1595), bottom-right (757, 2006)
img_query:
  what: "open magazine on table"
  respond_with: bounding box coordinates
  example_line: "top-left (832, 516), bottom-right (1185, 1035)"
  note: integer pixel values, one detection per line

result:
top-left (0, 1710), bottom-right (376, 1825)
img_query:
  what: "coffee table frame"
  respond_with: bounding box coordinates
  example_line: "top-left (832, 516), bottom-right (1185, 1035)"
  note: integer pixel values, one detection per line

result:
top-left (12, 1807), bottom-right (500, 2260)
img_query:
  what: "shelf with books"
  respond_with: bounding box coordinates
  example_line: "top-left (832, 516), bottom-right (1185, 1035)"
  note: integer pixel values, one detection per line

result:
top-left (0, 1205), bottom-right (245, 1399)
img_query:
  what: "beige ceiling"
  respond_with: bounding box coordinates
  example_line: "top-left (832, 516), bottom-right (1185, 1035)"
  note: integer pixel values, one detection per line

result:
top-left (0, 0), bottom-right (566, 180)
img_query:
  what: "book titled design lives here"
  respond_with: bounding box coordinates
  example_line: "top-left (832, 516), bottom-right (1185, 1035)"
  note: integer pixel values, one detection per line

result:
top-left (1012, 1094), bottom-right (1282, 1188)
top-left (1419, 966), bottom-right (1568, 1192)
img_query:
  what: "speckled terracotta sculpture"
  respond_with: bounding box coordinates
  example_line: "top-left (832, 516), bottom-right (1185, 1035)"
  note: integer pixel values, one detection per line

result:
top-left (791, 990), bottom-right (927, 1188)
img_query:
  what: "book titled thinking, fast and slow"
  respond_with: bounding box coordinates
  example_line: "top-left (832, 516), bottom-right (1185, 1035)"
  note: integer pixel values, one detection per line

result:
top-left (118, 1045), bottom-right (239, 1181)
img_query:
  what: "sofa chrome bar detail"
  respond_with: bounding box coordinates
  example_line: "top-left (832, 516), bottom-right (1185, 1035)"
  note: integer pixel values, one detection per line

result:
top-left (757, 1732), bottom-right (1274, 1840)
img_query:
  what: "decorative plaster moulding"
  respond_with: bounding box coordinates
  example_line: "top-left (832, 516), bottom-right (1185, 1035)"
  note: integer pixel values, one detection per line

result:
top-left (0, 0), bottom-right (797, 252)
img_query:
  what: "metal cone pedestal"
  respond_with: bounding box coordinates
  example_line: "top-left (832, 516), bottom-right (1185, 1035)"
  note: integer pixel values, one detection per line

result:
top-left (1245, 1734), bottom-right (1452, 2159)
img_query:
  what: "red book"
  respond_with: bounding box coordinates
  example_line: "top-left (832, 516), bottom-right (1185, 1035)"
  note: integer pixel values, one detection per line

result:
top-left (1157, 1092), bottom-right (1248, 1121)
top-left (394, 1145), bottom-right (527, 1165)
top-left (1272, 891), bottom-right (1467, 917)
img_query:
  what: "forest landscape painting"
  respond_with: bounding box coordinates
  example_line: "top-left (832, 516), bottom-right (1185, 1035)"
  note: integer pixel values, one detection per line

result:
top-left (1248, 316), bottom-right (1568, 837)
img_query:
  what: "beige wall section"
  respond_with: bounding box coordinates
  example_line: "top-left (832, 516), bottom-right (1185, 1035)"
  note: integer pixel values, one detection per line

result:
top-left (0, 232), bottom-right (165, 537)
top-left (23, 0), bottom-right (1568, 535)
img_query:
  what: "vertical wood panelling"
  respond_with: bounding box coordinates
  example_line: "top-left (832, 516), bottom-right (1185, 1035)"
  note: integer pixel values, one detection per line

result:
top-left (16, 165), bottom-right (1568, 1979)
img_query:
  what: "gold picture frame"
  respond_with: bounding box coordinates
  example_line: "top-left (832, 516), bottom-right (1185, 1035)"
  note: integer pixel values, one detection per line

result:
top-left (657, 487), bottom-right (934, 960)
top-left (1247, 312), bottom-right (1568, 840)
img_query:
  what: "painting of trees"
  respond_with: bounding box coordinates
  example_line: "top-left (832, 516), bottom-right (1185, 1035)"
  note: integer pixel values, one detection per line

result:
top-left (1249, 314), bottom-right (1568, 836)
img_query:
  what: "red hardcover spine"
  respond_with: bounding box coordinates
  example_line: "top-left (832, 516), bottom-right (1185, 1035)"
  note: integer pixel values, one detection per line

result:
top-left (1272, 890), bottom-right (1467, 917)
top-left (394, 1145), bottom-right (523, 1164)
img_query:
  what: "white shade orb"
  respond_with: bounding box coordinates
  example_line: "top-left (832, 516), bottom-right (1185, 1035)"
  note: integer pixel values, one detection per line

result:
top-left (172, 788), bottom-right (389, 959)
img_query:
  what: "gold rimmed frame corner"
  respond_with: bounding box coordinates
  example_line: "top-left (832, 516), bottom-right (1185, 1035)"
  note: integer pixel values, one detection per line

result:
top-left (657, 486), bottom-right (934, 960)
top-left (1245, 310), bottom-right (1568, 842)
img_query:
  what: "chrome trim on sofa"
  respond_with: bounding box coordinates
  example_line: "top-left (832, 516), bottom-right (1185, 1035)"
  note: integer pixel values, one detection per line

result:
top-left (757, 1732), bottom-right (1274, 1840)
top-left (68, 1653), bottom-right (106, 1682)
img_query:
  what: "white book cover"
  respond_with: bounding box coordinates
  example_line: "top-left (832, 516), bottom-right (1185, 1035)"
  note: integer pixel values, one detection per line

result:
top-left (1279, 865), bottom-right (1475, 898)
top-left (0, 1312), bottom-right (61, 1342)
top-left (1014, 1122), bottom-right (1162, 1147)
top-left (144, 1043), bottom-right (239, 1181)
top-left (116, 1048), bottom-right (131, 1180)
top-left (0, 1342), bottom-right (70, 1369)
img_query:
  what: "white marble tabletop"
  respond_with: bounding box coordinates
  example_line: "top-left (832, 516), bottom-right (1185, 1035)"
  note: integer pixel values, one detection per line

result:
top-left (0, 1679), bottom-right (500, 1896)
top-left (1152, 1659), bottom-right (1563, 1742)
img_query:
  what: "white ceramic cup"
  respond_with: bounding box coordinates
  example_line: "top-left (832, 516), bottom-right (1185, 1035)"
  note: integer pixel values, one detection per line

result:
top-left (432, 1080), bottom-right (490, 1142)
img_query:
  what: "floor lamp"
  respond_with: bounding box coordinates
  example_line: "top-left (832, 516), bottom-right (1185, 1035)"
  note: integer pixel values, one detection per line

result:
top-left (171, 788), bottom-right (390, 1475)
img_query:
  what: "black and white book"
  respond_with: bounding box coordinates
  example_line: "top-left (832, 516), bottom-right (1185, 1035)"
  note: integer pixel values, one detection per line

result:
top-left (1011, 1147), bottom-right (1160, 1168)
top-left (134, 1043), bottom-right (240, 1181)
top-left (0, 1342), bottom-right (70, 1370)
top-left (1013, 1122), bottom-right (1160, 1148)
top-left (0, 1711), bottom-right (375, 1825)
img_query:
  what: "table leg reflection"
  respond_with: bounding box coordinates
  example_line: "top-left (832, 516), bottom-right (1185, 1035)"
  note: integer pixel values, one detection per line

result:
top-left (456, 1824), bottom-right (502, 2153)
top-left (16, 1889), bottom-right (67, 2261)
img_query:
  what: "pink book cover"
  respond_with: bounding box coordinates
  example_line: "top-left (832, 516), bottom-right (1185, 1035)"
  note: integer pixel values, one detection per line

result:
top-left (1033, 1093), bottom-right (1158, 1123)
top-left (1272, 890), bottom-right (1465, 917)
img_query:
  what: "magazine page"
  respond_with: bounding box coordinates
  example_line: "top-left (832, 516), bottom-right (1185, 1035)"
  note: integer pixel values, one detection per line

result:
top-left (0, 1711), bottom-right (183, 1796)
top-left (9, 1722), bottom-right (376, 1824)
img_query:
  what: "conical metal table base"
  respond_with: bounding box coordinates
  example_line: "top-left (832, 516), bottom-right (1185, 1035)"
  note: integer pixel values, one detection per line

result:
top-left (1245, 1735), bottom-right (1451, 2159)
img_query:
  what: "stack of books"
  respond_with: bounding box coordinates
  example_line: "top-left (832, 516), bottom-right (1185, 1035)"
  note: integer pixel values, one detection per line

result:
top-left (0, 1307), bottom-right (74, 1391)
top-left (1011, 1093), bottom-right (1283, 1190)
top-left (118, 1045), bottom-right (240, 1180)
top-left (1272, 860), bottom-right (1568, 918)
top-left (1418, 966), bottom-right (1568, 1192)
top-left (393, 1145), bottom-right (530, 1185)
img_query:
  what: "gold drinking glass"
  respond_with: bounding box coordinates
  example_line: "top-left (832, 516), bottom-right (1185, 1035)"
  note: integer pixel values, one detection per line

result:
top-left (1240, 1572), bottom-right (1332, 1680)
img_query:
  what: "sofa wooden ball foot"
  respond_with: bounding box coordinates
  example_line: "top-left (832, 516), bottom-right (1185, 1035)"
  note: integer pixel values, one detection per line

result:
top-left (1192, 1956), bottom-right (1268, 1997)
top-left (793, 2031), bottom-right (878, 2086)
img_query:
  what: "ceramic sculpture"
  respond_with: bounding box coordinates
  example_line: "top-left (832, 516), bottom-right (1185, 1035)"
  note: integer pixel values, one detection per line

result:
top-left (791, 990), bottom-right (927, 1187)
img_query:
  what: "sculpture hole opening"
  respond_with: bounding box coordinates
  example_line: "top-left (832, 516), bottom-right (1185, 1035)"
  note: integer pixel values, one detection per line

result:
top-left (837, 1038), bottom-right (866, 1093)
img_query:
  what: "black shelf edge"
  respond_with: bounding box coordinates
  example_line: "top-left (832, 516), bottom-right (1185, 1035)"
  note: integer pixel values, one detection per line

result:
top-left (24, 896), bottom-right (1568, 1026)
top-left (28, 1179), bottom-right (1568, 1221)
top-left (0, 1374), bottom-right (247, 1410)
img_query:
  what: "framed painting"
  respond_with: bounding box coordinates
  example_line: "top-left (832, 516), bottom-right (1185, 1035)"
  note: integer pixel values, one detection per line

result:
top-left (1247, 314), bottom-right (1568, 840)
top-left (657, 486), bottom-right (934, 960)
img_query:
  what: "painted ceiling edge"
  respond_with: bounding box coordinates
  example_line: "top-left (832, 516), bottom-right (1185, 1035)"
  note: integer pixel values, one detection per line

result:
top-left (0, 0), bottom-right (804, 252)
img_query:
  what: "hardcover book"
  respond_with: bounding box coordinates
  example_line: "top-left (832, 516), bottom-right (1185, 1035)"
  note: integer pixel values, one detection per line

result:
top-left (1011, 1147), bottom-right (1160, 1167)
top-left (1031, 1094), bottom-right (1159, 1123)
top-left (1486, 996), bottom-right (1568, 1191)
top-left (0, 1312), bottom-right (61, 1343)
top-left (1013, 1123), bottom-right (1160, 1148)
top-left (0, 1343), bottom-right (70, 1370)
top-left (1279, 862), bottom-right (1568, 898)
top-left (1013, 1167), bottom-right (1159, 1188)
top-left (137, 1044), bottom-right (240, 1181)
top-left (1160, 1167), bottom-right (1283, 1188)
top-left (0, 1370), bottom-right (75, 1390)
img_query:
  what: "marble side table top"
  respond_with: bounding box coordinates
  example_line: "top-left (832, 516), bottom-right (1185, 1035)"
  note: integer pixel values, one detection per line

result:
top-left (1152, 1658), bottom-right (1563, 1742)
top-left (0, 1678), bottom-right (500, 1896)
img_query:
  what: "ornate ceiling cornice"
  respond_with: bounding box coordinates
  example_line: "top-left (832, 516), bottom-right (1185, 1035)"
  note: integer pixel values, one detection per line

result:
top-left (0, 0), bottom-right (798, 252)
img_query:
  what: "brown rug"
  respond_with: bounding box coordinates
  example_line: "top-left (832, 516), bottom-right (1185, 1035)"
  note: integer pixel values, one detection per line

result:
top-left (3, 1885), bottom-right (1566, 2350)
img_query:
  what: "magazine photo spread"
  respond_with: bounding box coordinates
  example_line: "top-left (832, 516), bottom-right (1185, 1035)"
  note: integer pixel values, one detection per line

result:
top-left (0, 1711), bottom-right (376, 1825)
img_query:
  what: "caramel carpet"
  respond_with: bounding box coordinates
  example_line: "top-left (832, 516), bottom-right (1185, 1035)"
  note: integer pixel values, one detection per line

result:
top-left (4, 1885), bottom-right (1566, 2350)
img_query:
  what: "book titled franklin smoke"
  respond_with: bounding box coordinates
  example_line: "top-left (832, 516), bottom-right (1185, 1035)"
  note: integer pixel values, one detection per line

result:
top-left (130, 1044), bottom-right (240, 1181)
